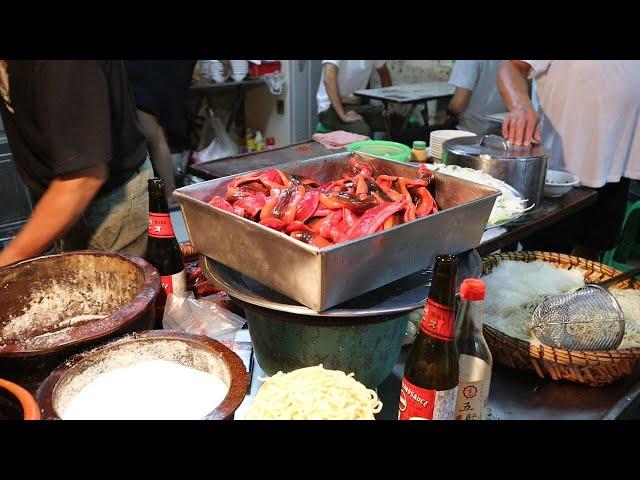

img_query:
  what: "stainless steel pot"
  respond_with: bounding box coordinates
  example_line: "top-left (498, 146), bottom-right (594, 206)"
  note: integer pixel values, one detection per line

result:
top-left (443, 134), bottom-right (550, 210)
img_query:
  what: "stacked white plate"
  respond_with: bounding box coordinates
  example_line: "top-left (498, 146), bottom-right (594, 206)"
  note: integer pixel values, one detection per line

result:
top-left (429, 129), bottom-right (475, 161)
top-left (230, 60), bottom-right (249, 82)
top-left (200, 60), bottom-right (227, 83)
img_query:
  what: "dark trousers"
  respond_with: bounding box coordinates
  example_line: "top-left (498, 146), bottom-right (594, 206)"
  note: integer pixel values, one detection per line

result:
top-left (319, 104), bottom-right (402, 137)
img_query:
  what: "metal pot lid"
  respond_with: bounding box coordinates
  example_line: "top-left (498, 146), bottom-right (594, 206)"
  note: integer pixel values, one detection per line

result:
top-left (443, 134), bottom-right (550, 160)
top-left (200, 250), bottom-right (482, 318)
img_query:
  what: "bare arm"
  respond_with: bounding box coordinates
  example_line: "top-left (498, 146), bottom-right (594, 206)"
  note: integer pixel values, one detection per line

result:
top-left (497, 60), bottom-right (541, 146)
top-left (324, 64), bottom-right (348, 120)
top-left (324, 63), bottom-right (362, 123)
top-left (0, 163), bottom-right (108, 267)
top-left (448, 87), bottom-right (472, 114)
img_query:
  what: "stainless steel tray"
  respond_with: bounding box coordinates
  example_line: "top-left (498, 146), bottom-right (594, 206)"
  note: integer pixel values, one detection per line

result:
top-left (175, 152), bottom-right (499, 312)
top-left (200, 249), bottom-right (482, 317)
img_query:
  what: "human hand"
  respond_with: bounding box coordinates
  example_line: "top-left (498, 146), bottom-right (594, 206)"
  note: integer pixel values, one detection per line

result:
top-left (502, 105), bottom-right (541, 146)
top-left (342, 111), bottom-right (364, 123)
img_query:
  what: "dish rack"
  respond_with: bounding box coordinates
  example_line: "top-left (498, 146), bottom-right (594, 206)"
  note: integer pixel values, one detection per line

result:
top-left (481, 251), bottom-right (640, 387)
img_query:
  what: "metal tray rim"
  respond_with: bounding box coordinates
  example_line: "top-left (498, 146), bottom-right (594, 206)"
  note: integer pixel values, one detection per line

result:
top-left (174, 158), bottom-right (501, 254)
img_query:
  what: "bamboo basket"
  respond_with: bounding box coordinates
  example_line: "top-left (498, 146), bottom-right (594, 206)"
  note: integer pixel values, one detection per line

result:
top-left (481, 251), bottom-right (640, 387)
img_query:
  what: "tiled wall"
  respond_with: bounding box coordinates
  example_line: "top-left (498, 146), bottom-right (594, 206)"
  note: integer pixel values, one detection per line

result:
top-left (369, 60), bottom-right (454, 88)
top-left (369, 60), bottom-right (455, 121)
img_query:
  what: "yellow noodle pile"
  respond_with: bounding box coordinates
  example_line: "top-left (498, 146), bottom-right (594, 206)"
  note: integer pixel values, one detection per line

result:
top-left (243, 364), bottom-right (382, 420)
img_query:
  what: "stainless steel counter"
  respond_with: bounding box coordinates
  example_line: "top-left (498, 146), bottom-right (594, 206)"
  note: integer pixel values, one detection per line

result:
top-left (236, 337), bottom-right (640, 420)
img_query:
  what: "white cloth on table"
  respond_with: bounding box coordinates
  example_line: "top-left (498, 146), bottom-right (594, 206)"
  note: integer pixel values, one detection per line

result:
top-left (316, 60), bottom-right (386, 114)
top-left (448, 60), bottom-right (507, 136)
top-left (524, 60), bottom-right (640, 188)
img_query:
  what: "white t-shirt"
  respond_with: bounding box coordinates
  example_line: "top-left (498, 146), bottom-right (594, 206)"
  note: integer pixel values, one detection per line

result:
top-left (525, 60), bottom-right (640, 188)
top-left (316, 60), bottom-right (386, 114)
top-left (448, 60), bottom-right (506, 135)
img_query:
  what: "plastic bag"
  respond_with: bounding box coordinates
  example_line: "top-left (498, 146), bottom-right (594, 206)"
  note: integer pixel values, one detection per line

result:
top-left (191, 109), bottom-right (238, 164)
top-left (263, 72), bottom-right (286, 96)
top-left (162, 291), bottom-right (246, 341)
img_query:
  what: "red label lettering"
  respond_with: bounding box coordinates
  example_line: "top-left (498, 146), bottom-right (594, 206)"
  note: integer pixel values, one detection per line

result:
top-left (420, 298), bottom-right (455, 341)
top-left (398, 378), bottom-right (436, 420)
top-left (148, 213), bottom-right (175, 239)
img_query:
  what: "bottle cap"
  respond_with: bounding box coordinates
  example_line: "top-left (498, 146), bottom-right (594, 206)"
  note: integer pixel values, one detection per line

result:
top-left (412, 141), bottom-right (427, 149)
top-left (460, 278), bottom-right (485, 301)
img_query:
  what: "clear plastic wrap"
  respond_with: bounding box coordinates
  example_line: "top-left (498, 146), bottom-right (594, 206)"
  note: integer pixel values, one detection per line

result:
top-left (162, 291), bottom-right (246, 341)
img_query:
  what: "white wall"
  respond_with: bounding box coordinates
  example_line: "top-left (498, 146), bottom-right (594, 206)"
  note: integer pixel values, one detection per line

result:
top-left (370, 60), bottom-right (454, 87)
top-left (242, 60), bottom-right (456, 144)
top-left (244, 60), bottom-right (292, 147)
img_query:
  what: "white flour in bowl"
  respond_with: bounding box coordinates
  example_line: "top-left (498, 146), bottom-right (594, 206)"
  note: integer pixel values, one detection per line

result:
top-left (61, 359), bottom-right (228, 420)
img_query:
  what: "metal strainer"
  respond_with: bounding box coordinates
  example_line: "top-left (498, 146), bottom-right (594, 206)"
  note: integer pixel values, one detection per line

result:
top-left (531, 267), bottom-right (640, 351)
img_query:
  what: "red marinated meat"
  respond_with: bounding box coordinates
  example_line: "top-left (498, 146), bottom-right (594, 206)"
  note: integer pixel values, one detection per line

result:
top-left (319, 192), bottom-right (377, 214)
top-left (295, 190), bottom-right (320, 222)
top-left (290, 230), bottom-right (333, 248)
top-left (413, 187), bottom-right (436, 217)
top-left (208, 154), bottom-right (441, 248)
top-left (285, 220), bottom-right (314, 234)
top-left (234, 194), bottom-right (266, 219)
top-left (346, 200), bottom-right (408, 241)
top-left (259, 218), bottom-right (287, 231)
top-left (208, 196), bottom-right (235, 214)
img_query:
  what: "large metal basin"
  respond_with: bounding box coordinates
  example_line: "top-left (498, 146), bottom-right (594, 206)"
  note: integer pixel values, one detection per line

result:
top-left (175, 153), bottom-right (498, 311)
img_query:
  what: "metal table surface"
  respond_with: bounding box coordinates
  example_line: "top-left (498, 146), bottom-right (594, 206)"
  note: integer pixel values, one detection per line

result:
top-left (354, 82), bottom-right (455, 139)
top-left (189, 78), bottom-right (266, 91)
top-left (477, 187), bottom-right (598, 255)
top-left (188, 141), bottom-right (598, 258)
top-left (189, 141), bottom-right (343, 179)
top-left (235, 336), bottom-right (640, 420)
top-left (354, 82), bottom-right (456, 104)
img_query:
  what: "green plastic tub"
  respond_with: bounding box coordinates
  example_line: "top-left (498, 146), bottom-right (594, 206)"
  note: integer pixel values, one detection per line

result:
top-left (347, 140), bottom-right (411, 163)
top-left (234, 298), bottom-right (409, 388)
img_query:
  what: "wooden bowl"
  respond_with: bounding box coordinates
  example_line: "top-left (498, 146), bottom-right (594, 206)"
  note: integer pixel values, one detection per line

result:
top-left (37, 330), bottom-right (248, 420)
top-left (0, 378), bottom-right (40, 420)
top-left (0, 251), bottom-right (161, 392)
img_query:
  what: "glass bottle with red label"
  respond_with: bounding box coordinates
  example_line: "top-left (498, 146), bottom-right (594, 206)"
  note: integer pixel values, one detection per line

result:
top-left (144, 178), bottom-right (186, 328)
top-left (398, 254), bottom-right (459, 420)
top-left (454, 278), bottom-right (492, 420)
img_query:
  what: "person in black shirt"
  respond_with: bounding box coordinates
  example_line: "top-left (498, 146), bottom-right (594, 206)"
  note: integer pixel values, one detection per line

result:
top-left (124, 60), bottom-right (196, 207)
top-left (0, 60), bottom-right (153, 267)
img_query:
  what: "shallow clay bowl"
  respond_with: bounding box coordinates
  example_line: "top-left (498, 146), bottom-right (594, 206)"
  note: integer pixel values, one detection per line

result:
top-left (37, 330), bottom-right (248, 420)
top-left (0, 377), bottom-right (40, 420)
top-left (0, 251), bottom-right (160, 392)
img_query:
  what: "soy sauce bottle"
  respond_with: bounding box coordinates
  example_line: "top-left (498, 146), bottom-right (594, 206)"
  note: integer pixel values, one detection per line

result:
top-left (144, 178), bottom-right (186, 328)
top-left (398, 254), bottom-right (459, 420)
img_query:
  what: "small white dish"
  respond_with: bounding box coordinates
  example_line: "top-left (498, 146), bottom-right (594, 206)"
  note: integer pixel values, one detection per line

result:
top-left (544, 170), bottom-right (580, 197)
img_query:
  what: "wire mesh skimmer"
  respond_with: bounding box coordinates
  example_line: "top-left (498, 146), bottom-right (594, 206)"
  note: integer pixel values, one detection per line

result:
top-left (531, 267), bottom-right (640, 351)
